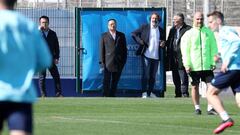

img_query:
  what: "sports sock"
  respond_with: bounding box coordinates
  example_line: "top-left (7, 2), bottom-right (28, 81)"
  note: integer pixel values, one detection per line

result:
top-left (195, 105), bottom-right (200, 110)
top-left (219, 111), bottom-right (230, 121)
top-left (207, 105), bottom-right (213, 111)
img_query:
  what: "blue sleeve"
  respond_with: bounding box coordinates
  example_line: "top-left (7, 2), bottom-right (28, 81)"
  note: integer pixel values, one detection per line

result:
top-left (34, 29), bottom-right (52, 72)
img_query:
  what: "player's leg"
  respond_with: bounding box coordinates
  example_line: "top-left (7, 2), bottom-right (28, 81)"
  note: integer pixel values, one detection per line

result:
top-left (206, 85), bottom-right (224, 113)
top-left (8, 103), bottom-right (33, 135)
top-left (231, 71), bottom-right (240, 108)
top-left (189, 72), bottom-right (201, 114)
top-left (207, 71), bottom-right (236, 134)
top-left (0, 106), bottom-right (4, 135)
top-left (236, 92), bottom-right (240, 108)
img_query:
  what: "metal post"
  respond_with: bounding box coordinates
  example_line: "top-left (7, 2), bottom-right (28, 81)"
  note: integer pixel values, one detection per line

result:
top-left (43, 0), bottom-right (45, 7)
top-left (57, 0), bottom-right (59, 8)
top-left (75, 7), bottom-right (82, 93)
top-left (203, 0), bottom-right (209, 25)
top-left (127, 0), bottom-right (129, 7)
top-left (63, 0), bottom-right (67, 9)
top-left (171, 0), bottom-right (173, 26)
top-left (221, 0), bottom-right (224, 13)
top-left (79, 0), bottom-right (82, 7)
top-left (98, 0), bottom-right (102, 7)
top-left (165, 0), bottom-right (168, 26)
top-left (193, 0), bottom-right (196, 13)
top-left (36, 0), bottom-right (39, 8)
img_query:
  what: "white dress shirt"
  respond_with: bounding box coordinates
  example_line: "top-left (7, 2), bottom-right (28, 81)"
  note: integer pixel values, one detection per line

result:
top-left (144, 26), bottom-right (160, 60)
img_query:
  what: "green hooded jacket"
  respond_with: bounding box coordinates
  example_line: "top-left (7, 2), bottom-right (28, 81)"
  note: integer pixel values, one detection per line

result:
top-left (180, 26), bottom-right (218, 71)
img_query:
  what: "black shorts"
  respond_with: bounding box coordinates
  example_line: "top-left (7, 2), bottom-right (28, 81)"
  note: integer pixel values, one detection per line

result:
top-left (0, 102), bottom-right (32, 133)
top-left (189, 70), bottom-right (214, 86)
top-left (211, 70), bottom-right (240, 92)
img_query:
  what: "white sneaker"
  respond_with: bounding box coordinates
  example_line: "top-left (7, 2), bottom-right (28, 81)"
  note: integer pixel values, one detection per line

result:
top-left (142, 92), bottom-right (147, 98)
top-left (150, 93), bottom-right (157, 98)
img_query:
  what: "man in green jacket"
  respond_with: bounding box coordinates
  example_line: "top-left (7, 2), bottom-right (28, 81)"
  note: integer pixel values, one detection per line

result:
top-left (181, 12), bottom-right (218, 115)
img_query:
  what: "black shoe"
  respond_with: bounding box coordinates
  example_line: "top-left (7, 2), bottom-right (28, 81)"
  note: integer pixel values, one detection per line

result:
top-left (56, 93), bottom-right (63, 97)
top-left (182, 94), bottom-right (189, 97)
top-left (207, 109), bottom-right (218, 115)
top-left (41, 93), bottom-right (46, 98)
top-left (159, 92), bottom-right (165, 97)
top-left (195, 109), bottom-right (202, 115)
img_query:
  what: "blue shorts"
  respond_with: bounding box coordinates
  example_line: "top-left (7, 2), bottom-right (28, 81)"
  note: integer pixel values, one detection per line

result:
top-left (211, 70), bottom-right (240, 92)
top-left (189, 70), bottom-right (214, 86)
top-left (0, 102), bottom-right (32, 133)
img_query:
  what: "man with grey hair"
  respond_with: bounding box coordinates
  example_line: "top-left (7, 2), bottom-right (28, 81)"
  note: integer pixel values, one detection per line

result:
top-left (166, 13), bottom-right (191, 98)
top-left (132, 12), bottom-right (166, 98)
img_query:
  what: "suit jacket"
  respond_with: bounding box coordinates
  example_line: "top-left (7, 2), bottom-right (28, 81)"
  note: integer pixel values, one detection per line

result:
top-left (165, 23), bottom-right (191, 70)
top-left (42, 29), bottom-right (60, 60)
top-left (99, 31), bottom-right (127, 72)
top-left (131, 24), bottom-right (166, 59)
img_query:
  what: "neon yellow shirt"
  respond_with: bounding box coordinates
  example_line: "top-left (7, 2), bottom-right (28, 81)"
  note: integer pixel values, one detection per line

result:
top-left (180, 26), bottom-right (218, 71)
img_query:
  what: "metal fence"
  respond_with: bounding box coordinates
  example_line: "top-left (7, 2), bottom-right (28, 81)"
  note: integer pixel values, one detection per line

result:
top-left (17, 8), bottom-right (75, 78)
top-left (17, 0), bottom-right (240, 26)
top-left (16, 0), bottom-right (240, 78)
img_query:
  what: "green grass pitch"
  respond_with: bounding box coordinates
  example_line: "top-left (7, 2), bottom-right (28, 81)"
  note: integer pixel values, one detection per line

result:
top-left (2, 87), bottom-right (240, 135)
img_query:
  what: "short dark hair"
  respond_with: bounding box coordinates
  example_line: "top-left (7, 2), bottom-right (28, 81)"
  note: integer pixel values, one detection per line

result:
top-left (108, 18), bottom-right (116, 23)
top-left (39, 15), bottom-right (49, 22)
top-left (207, 11), bottom-right (224, 22)
top-left (176, 13), bottom-right (184, 21)
top-left (0, 0), bottom-right (17, 8)
top-left (150, 12), bottom-right (161, 22)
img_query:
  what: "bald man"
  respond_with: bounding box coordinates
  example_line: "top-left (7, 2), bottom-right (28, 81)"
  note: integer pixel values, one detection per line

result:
top-left (181, 12), bottom-right (218, 115)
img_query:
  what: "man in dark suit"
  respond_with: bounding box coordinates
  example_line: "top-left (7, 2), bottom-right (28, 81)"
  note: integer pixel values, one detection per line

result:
top-left (165, 13), bottom-right (191, 98)
top-left (39, 15), bottom-right (63, 97)
top-left (132, 12), bottom-right (166, 98)
top-left (99, 19), bottom-right (127, 97)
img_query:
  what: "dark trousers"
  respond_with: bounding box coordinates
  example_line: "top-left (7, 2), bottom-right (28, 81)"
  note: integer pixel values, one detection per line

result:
top-left (172, 69), bottom-right (189, 97)
top-left (39, 63), bottom-right (62, 96)
top-left (103, 68), bottom-right (122, 97)
top-left (141, 56), bottom-right (159, 96)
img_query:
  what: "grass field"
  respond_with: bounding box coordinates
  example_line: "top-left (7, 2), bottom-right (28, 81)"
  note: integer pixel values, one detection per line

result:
top-left (2, 87), bottom-right (240, 135)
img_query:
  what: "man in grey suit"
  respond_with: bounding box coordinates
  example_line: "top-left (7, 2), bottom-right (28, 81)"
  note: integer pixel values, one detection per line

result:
top-left (132, 12), bottom-right (166, 98)
top-left (99, 19), bottom-right (127, 97)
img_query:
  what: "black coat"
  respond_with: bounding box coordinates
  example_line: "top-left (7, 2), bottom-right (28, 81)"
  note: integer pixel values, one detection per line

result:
top-left (42, 29), bottom-right (60, 60)
top-left (131, 24), bottom-right (166, 59)
top-left (99, 31), bottom-right (127, 72)
top-left (165, 23), bottom-right (191, 70)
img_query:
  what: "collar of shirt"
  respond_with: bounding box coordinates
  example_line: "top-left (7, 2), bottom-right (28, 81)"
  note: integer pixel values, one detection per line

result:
top-left (43, 29), bottom-right (49, 37)
top-left (151, 24), bottom-right (158, 29)
top-left (109, 31), bottom-right (116, 40)
top-left (176, 25), bottom-right (183, 39)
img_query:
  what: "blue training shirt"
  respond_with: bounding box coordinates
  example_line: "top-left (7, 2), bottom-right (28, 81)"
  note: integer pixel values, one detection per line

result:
top-left (219, 26), bottom-right (240, 70)
top-left (0, 10), bottom-right (51, 103)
